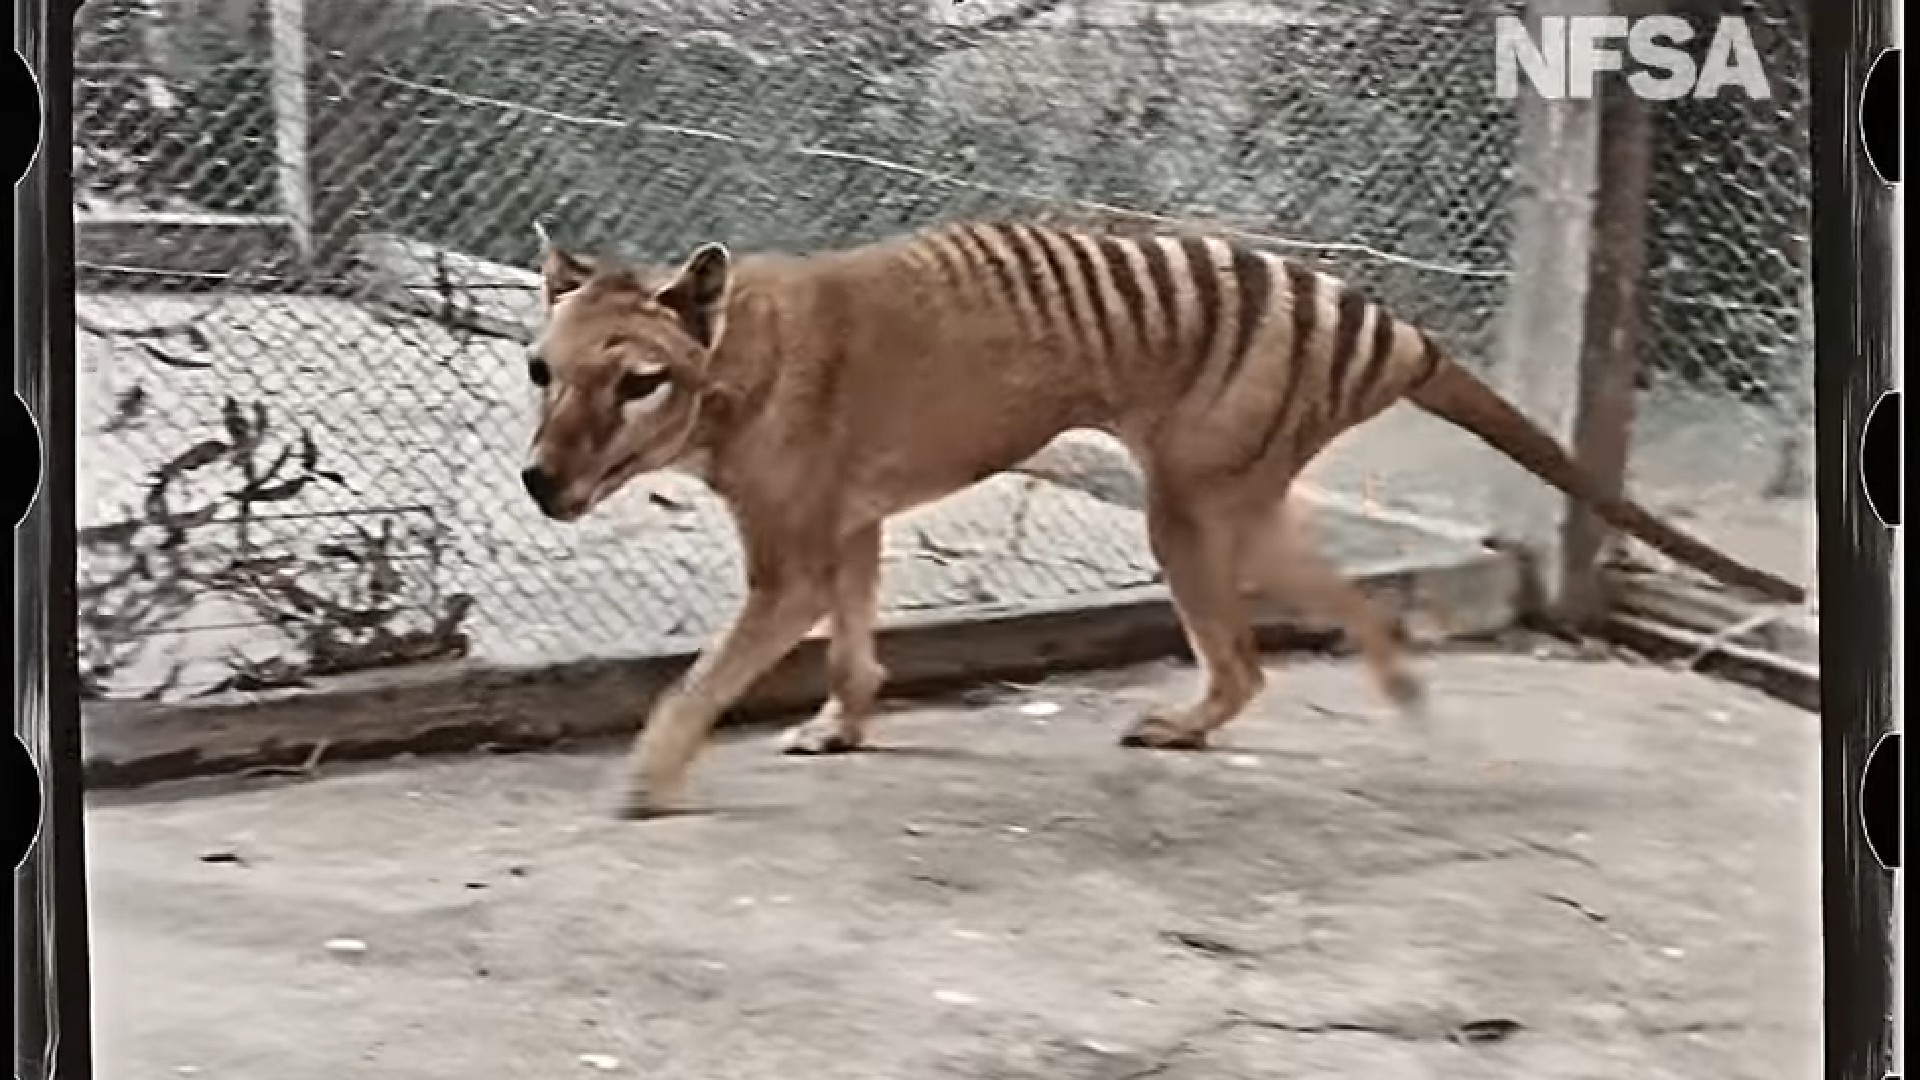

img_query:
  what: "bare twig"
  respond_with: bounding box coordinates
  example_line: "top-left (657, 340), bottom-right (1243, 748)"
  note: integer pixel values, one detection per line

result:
top-left (78, 400), bottom-right (472, 700)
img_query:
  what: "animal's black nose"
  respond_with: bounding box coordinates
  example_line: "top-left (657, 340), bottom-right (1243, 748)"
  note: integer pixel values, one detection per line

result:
top-left (520, 465), bottom-right (558, 511)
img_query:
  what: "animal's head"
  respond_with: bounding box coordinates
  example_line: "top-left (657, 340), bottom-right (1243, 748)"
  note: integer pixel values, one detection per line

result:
top-left (519, 241), bottom-right (733, 521)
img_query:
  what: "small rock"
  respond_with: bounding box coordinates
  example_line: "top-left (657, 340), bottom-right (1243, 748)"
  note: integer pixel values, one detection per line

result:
top-left (577, 1052), bottom-right (621, 1071)
top-left (902, 822), bottom-right (928, 837)
top-left (1451, 1018), bottom-right (1524, 1045)
top-left (324, 937), bottom-right (368, 957)
top-left (1019, 701), bottom-right (1062, 718)
top-left (1660, 946), bottom-right (1687, 959)
top-left (198, 849), bottom-right (245, 866)
top-left (1164, 929), bottom-right (1249, 958)
top-left (1226, 754), bottom-right (1260, 769)
top-left (933, 989), bottom-right (979, 1006)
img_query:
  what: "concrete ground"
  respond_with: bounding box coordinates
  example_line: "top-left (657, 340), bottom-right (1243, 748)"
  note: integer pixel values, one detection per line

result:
top-left (86, 647), bottom-right (1819, 1080)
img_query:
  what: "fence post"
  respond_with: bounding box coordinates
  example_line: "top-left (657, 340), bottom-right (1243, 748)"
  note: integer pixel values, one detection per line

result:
top-left (1482, 0), bottom-right (1601, 615)
top-left (1763, 248), bottom-right (1816, 501)
top-left (1556, 66), bottom-right (1656, 626)
top-left (266, 0), bottom-right (314, 262)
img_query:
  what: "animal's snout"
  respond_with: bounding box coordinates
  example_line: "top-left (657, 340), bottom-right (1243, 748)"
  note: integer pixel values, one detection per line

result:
top-left (521, 465), bottom-right (560, 514)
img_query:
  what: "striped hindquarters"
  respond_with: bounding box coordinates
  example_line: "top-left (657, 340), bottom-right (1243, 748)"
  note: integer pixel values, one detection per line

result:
top-left (1240, 258), bottom-right (1446, 469)
top-left (903, 220), bottom-right (1444, 465)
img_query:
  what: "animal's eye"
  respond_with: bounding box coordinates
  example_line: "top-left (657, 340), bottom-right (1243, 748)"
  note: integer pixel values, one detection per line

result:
top-left (527, 357), bottom-right (552, 388)
top-left (617, 369), bottom-right (671, 403)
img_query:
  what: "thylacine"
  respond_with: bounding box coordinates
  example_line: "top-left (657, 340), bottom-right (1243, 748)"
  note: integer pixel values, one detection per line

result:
top-left (517, 220), bottom-right (1805, 817)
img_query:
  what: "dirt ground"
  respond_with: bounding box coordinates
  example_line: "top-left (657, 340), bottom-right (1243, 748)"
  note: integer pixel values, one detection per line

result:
top-left (84, 648), bottom-right (1819, 1080)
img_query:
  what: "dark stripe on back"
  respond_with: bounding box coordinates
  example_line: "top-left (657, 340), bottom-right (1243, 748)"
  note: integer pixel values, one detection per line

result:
top-left (1023, 226), bottom-right (1101, 358)
top-left (988, 222), bottom-right (1054, 326)
top-left (1213, 245), bottom-right (1273, 402)
top-left (1007, 224), bottom-right (1073, 337)
top-left (1096, 237), bottom-right (1150, 356)
top-left (951, 225), bottom-right (1024, 315)
top-left (1179, 237), bottom-right (1222, 375)
top-left (1063, 234), bottom-right (1121, 365)
top-left (1137, 238), bottom-right (1183, 354)
top-left (922, 230), bottom-right (973, 290)
top-left (1326, 285), bottom-right (1371, 416)
top-left (1344, 306), bottom-right (1400, 420)
top-left (1247, 260), bottom-right (1322, 466)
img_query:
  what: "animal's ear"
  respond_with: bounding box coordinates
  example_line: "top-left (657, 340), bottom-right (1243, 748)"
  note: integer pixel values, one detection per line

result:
top-left (540, 248), bottom-right (595, 307)
top-left (653, 242), bottom-right (732, 349)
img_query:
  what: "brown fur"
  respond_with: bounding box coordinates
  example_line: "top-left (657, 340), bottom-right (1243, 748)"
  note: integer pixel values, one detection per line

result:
top-left (519, 221), bottom-right (1806, 817)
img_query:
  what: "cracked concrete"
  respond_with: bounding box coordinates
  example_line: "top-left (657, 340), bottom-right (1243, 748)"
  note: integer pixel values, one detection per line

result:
top-left (85, 648), bottom-right (1818, 1079)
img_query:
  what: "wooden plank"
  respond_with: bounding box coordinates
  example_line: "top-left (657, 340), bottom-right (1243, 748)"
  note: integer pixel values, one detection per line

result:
top-left (1601, 613), bottom-right (1819, 713)
top-left (76, 212), bottom-right (302, 287)
top-left (81, 545), bottom-right (1524, 789)
top-left (1607, 570), bottom-right (1818, 668)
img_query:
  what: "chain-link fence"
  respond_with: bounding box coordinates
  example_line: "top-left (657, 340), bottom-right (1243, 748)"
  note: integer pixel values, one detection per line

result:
top-left (73, 0), bottom-right (1812, 703)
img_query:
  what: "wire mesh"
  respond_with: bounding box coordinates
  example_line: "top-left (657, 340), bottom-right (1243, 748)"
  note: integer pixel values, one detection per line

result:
top-left (73, 0), bottom-right (1814, 701)
top-left (1615, 0), bottom-right (1814, 597)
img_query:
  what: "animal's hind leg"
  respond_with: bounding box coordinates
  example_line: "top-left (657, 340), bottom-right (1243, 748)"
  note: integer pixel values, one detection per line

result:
top-left (781, 523), bottom-right (888, 755)
top-left (1240, 497), bottom-right (1425, 713)
top-left (1121, 483), bottom-right (1267, 751)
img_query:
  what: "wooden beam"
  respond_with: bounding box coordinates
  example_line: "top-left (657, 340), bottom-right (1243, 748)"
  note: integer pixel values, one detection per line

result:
top-left (267, 0), bottom-right (315, 262)
top-left (1557, 54), bottom-right (1656, 626)
top-left (1480, 0), bottom-right (1603, 613)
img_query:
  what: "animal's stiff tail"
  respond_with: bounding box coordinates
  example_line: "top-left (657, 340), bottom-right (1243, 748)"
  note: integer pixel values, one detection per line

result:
top-left (1406, 355), bottom-right (1807, 605)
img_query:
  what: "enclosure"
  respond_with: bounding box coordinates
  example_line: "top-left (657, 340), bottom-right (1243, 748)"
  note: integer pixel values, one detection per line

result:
top-left (70, 1), bottom-right (1825, 1074)
top-left (73, 0), bottom-right (1814, 730)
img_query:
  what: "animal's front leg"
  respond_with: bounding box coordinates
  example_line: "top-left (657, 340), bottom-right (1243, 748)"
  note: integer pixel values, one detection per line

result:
top-left (618, 573), bottom-right (832, 818)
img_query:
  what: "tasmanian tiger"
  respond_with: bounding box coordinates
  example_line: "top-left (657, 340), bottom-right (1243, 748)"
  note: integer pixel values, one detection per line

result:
top-left (519, 220), bottom-right (1805, 818)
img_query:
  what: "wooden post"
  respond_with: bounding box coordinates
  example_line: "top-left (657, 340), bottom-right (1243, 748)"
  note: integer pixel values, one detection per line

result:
top-left (1480, 0), bottom-right (1602, 615)
top-left (266, 0), bottom-right (314, 262)
top-left (1556, 55), bottom-right (1657, 626)
top-left (1762, 245), bottom-right (1816, 502)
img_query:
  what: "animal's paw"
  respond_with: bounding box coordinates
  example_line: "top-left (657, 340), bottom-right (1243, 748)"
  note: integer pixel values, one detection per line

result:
top-left (1383, 670), bottom-right (1428, 717)
top-left (1119, 713), bottom-right (1209, 751)
top-left (608, 775), bottom-right (676, 821)
top-left (778, 717), bottom-right (864, 756)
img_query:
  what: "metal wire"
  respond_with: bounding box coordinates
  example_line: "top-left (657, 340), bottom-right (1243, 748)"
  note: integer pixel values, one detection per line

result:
top-left (72, 0), bottom-right (1812, 701)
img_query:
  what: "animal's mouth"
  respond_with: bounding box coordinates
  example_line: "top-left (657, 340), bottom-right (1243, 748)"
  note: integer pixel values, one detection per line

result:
top-left (585, 452), bottom-right (646, 509)
top-left (583, 408), bottom-right (705, 512)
